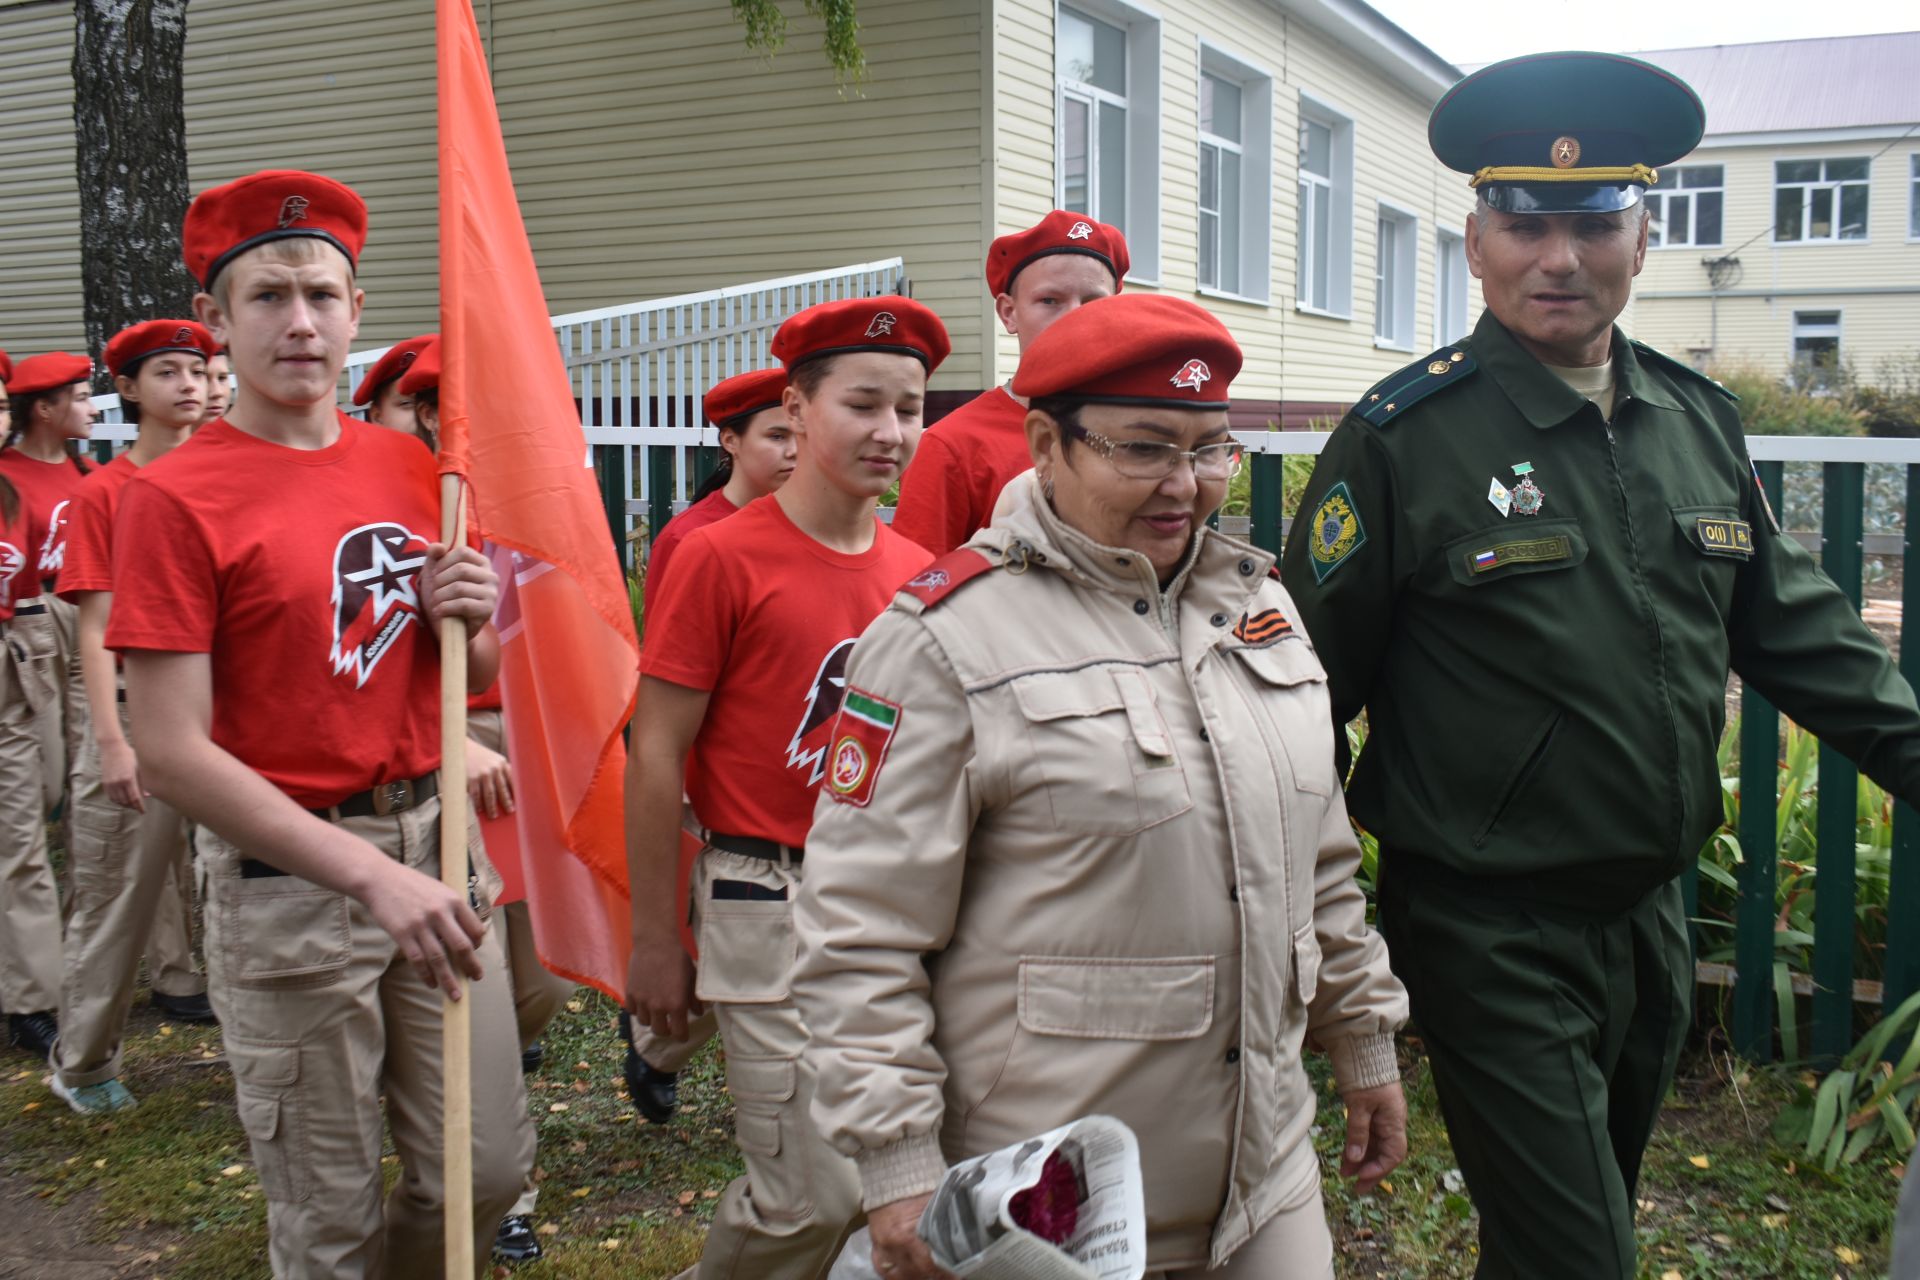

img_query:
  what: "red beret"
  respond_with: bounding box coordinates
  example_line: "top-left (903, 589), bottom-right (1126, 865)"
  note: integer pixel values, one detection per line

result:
top-left (0, 349), bottom-right (11, 385)
top-left (396, 339), bottom-right (441, 397)
top-left (353, 334), bottom-right (438, 405)
top-left (1011, 295), bottom-right (1242, 409)
top-left (704, 367), bottom-right (789, 428)
top-left (771, 296), bottom-right (950, 374)
top-left (986, 210), bottom-right (1130, 299)
top-left (5, 352), bottom-right (93, 397)
top-left (104, 320), bottom-right (216, 379)
top-left (183, 169), bottom-right (367, 289)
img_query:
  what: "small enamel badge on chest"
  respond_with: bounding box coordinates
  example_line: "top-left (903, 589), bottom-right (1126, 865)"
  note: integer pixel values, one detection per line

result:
top-left (1508, 462), bottom-right (1544, 516)
top-left (1488, 477), bottom-right (1513, 518)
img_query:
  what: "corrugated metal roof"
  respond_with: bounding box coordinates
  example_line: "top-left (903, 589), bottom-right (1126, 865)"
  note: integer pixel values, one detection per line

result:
top-left (1631, 31), bottom-right (1920, 137)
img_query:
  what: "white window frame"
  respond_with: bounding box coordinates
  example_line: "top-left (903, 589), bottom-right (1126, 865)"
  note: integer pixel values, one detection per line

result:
top-left (1295, 91), bottom-right (1355, 319)
top-left (1646, 164), bottom-right (1725, 249)
top-left (1435, 227), bottom-right (1469, 346)
top-left (1056, 0), bottom-right (1163, 281)
top-left (1789, 309), bottom-right (1844, 390)
top-left (1373, 201), bottom-right (1418, 351)
top-left (1773, 157), bottom-right (1871, 245)
top-left (1195, 41), bottom-right (1272, 304)
top-left (1909, 153), bottom-right (1919, 242)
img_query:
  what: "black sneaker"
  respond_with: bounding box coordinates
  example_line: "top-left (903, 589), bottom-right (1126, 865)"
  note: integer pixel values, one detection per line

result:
top-left (152, 991), bottom-right (218, 1024)
top-left (9, 1010), bottom-right (57, 1058)
top-left (625, 1048), bottom-right (679, 1125)
top-left (493, 1213), bottom-right (543, 1263)
top-left (520, 1041), bottom-right (543, 1074)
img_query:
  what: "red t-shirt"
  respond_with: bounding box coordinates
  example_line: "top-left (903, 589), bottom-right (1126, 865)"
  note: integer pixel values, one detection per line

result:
top-left (646, 489), bottom-right (738, 613)
top-left (0, 492), bottom-right (30, 621)
top-left (0, 448), bottom-right (91, 591)
top-left (890, 387), bottom-right (1032, 555)
top-left (55, 453), bottom-right (139, 599)
top-left (106, 415), bottom-right (447, 808)
top-left (641, 495), bottom-right (931, 848)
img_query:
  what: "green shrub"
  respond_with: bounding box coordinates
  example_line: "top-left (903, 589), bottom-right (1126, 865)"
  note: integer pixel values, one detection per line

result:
top-left (1707, 363), bottom-right (1866, 436)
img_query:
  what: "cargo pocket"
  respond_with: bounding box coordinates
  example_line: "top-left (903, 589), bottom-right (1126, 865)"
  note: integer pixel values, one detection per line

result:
top-left (1012, 667), bottom-right (1192, 835)
top-left (725, 1053), bottom-right (817, 1218)
top-left (222, 882), bottom-right (352, 989)
top-left (228, 1037), bottom-right (309, 1203)
top-left (68, 798), bottom-right (136, 907)
top-left (1232, 641), bottom-right (1335, 796)
top-left (1290, 923), bottom-right (1322, 1008)
top-left (694, 896), bottom-right (794, 1005)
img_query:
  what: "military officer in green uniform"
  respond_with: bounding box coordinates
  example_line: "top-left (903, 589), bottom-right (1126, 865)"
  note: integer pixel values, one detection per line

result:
top-left (1281, 51), bottom-right (1920, 1279)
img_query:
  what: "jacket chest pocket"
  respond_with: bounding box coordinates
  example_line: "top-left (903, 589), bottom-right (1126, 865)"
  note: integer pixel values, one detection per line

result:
top-left (1231, 640), bottom-right (1334, 796)
top-left (1012, 666), bottom-right (1193, 835)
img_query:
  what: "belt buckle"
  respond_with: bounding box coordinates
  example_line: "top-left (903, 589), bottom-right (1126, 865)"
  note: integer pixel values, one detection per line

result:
top-left (372, 779), bottom-right (415, 816)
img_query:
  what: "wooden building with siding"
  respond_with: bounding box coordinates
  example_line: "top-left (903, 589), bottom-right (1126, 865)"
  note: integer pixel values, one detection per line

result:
top-left (0, 0), bottom-right (1485, 422)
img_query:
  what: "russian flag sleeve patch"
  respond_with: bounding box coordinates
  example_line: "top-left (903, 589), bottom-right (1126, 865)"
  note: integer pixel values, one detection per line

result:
top-left (826, 688), bottom-right (903, 807)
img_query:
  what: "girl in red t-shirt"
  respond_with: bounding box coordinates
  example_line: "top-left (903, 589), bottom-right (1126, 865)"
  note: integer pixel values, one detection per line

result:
top-left (625, 296), bottom-right (948, 1278)
top-left (0, 353), bottom-right (95, 1056)
top-left (645, 365), bottom-right (798, 610)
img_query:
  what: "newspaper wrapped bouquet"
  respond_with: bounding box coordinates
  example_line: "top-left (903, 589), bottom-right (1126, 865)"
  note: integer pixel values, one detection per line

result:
top-left (830, 1115), bottom-right (1147, 1280)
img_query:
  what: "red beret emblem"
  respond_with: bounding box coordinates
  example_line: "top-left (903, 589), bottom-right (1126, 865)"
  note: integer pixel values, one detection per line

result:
top-left (1067, 220), bottom-right (1094, 241)
top-left (172, 326), bottom-right (193, 343)
top-left (1170, 359), bottom-right (1212, 393)
top-left (865, 311), bottom-right (898, 338)
top-left (397, 351), bottom-right (417, 373)
top-left (277, 195), bottom-right (311, 228)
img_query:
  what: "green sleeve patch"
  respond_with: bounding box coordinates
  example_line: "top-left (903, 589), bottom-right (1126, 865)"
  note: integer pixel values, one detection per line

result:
top-left (1307, 481), bottom-right (1367, 583)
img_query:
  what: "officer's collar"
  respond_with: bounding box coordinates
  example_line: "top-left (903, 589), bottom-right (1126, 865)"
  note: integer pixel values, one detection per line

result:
top-left (1474, 312), bottom-right (1683, 428)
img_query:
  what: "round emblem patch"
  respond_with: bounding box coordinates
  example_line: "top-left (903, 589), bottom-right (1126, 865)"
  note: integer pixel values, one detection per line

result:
top-left (829, 735), bottom-right (870, 794)
top-left (1550, 135), bottom-right (1581, 169)
top-left (1512, 477), bottom-right (1545, 516)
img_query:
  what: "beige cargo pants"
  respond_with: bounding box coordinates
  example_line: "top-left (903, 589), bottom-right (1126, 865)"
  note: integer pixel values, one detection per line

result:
top-left (146, 843), bottom-right (202, 999)
top-left (679, 845), bottom-right (862, 1280)
top-left (1154, 1182), bottom-right (1335, 1279)
top-left (631, 1004), bottom-right (719, 1073)
top-left (52, 699), bottom-right (205, 1087)
top-left (0, 616), bottom-right (61, 1014)
top-left (198, 794), bottom-right (535, 1279)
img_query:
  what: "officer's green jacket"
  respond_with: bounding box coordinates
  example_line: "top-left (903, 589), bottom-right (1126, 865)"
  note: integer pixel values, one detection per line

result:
top-left (1280, 311), bottom-right (1920, 907)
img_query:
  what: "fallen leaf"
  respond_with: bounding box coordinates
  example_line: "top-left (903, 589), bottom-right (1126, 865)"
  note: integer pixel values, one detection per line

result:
top-left (1836, 1246), bottom-right (1863, 1265)
top-left (565, 1000), bottom-right (584, 1013)
top-left (678, 1191), bottom-right (696, 1206)
top-left (1712, 1233), bottom-right (1733, 1246)
top-left (536, 1224), bottom-right (560, 1237)
top-left (20, 1102), bottom-right (39, 1113)
top-left (601, 1239), bottom-right (622, 1251)
top-left (1377, 1180), bottom-right (1392, 1194)
top-left (1766, 1193), bottom-right (1792, 1212)
top-left (576, 1061), bottom-right (590, 1071)
top-left (571, 1187), bottom-right (592, 1199)
top-left (1688, 1155), bottom-right (1711, 1169)
top-left (1662, 1270), bottom-right (1683, 1280)
top-left (92, 1159), bottom-right (107, 1169)
top-left (702, 1189), bottom-right (719, 1199)
top-left (548, 1103), bottom-right (569, 1113)
top-left (221, 1165), bottom-right (245, 1177)
top-left (1762, 1214), bottom-right (1789, 1229)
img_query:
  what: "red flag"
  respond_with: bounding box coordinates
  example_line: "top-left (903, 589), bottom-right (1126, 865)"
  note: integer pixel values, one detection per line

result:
top-left (437, 0), bottom-right (637, 998)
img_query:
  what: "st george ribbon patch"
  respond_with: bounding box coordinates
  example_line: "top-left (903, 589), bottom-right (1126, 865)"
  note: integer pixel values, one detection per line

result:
top-left (1233, 608), bottom-right (1294, 646)
top-left (826, 688), bottom-right (902, 807)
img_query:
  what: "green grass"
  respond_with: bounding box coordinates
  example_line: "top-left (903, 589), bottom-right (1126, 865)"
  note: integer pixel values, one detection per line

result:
top-left (1, 994), bottom-right (1903, 1278)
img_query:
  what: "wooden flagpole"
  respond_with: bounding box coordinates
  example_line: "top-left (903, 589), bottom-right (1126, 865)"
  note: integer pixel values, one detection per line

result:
top-left (440, 474), bottom-right (474, 1277)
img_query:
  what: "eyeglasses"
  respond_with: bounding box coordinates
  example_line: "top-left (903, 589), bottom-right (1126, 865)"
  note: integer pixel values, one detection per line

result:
top-left (1066, 424), bottom-right (1242, 481)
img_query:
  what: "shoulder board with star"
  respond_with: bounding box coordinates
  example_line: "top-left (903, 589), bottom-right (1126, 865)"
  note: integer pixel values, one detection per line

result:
top-left (896, 548), bottom-right (998, 610)
top-left (1629, 340), bottom-right (1738, 402)
top-left (1354, 345), bottom-right (1477, 427)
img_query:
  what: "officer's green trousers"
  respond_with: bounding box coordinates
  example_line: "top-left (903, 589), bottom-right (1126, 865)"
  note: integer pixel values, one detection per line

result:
top-left (1378, 870), bottom-right (1690, 1280)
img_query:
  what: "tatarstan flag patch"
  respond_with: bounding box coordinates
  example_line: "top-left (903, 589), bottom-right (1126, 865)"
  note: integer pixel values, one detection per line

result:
top-left (826, 688), bottom-right (902, 807)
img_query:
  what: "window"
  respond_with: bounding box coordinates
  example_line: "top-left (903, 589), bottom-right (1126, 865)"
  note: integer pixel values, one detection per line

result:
top-left (1057, 2), bottom-right (1161, 278)
top-left (1775, 158), bottom-right (1870, 243)
top-left (1195, 46), bottom-right (1272, 301)
top-left (1791, 311), bottom-right (1843, 389)
top-left (1910, 154), bottom-right (1919, 240)
top-left (1374, 205), bottom-right (1417, 349)
top-left (1435, 228), bottom-right (1469, 345)
top-left (1296, 95), bottom-right (1354, 316)
top-left (1647, 165), bottom-right (1724, 248)
top-left (1198, 73), bottom-right (1241, 293)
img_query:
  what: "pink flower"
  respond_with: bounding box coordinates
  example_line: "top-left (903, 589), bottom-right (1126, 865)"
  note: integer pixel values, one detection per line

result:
top-left (1007, 1152), bottom-right (1080, 1245)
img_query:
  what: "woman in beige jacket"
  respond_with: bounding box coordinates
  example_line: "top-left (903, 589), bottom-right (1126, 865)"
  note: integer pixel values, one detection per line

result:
top-left (793, 294), bottom-right (1409, 1280)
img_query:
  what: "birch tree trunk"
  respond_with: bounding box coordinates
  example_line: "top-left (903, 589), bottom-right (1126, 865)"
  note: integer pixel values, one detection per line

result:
top-left (71, 0), bottom-right (195, 369)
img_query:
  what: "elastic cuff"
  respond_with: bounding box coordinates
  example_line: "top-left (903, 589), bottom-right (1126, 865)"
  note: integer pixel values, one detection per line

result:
top-left (855, 1133), bottom-right (948, 1211)
top-left (1329, 1032), bottom-right (1400, 1093)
